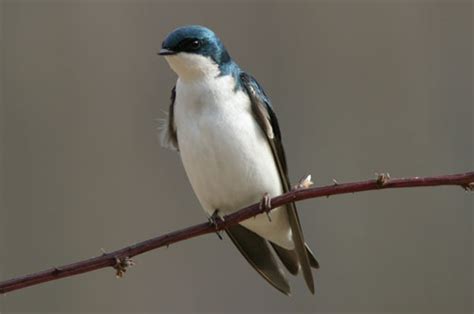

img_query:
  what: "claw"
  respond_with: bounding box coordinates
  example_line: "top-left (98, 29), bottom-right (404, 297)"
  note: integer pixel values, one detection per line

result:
top-left (208, 209), bottom-right (223, 240)
top-left (259, 193), bottom-right (272, 222)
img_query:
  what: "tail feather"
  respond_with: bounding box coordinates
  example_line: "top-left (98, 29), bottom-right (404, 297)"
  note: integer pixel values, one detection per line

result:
top-left (272, 243), bottom-right (320, 275)
top-left (271, 243), bottom-right (299, 275)
top-left (225, 224), bottom-right (291, 295)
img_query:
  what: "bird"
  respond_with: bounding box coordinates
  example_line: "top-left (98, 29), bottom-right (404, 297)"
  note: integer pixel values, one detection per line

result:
top-left (158, 25), bottom-right (319, 295)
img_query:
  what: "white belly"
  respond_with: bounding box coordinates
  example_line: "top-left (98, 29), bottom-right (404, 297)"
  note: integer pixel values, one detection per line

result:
top-left (174, 76), bottom-right (293, 249)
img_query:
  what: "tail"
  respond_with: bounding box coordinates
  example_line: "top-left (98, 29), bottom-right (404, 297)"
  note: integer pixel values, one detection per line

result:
top-left (225, 224), bottom-right (291, 295)
top-left (272, 242), bottom-right (319, 275)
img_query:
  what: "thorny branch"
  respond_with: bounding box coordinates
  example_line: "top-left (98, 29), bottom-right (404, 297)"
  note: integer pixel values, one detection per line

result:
top-left (0, 172), bottom-right (472, 294)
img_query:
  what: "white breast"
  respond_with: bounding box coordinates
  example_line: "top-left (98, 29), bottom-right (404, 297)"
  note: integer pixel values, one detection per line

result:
top-left (173, 72), bottom-right (294, 249)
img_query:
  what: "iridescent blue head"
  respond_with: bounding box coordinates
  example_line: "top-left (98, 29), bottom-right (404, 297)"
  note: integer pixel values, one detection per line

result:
top-left (159, 25), bottom-right (239, 80)
top-left (160, 25), bottom-right (231, 64)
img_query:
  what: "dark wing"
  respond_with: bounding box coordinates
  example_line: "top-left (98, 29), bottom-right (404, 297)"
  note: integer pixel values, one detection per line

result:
top-left (160, 86), bottom-right (179, 150)
top-left (226, 225), bottom-right (291, 295)
top-left (240, 72), bottom-right (317, 294)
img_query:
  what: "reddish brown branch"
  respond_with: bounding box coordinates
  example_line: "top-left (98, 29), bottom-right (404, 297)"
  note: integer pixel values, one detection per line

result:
top-left (1, 172), bottom-right (472, 294)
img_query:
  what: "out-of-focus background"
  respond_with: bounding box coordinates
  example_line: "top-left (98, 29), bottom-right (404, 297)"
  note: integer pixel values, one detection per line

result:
top-left (0, 1), bottom-right (472, 313)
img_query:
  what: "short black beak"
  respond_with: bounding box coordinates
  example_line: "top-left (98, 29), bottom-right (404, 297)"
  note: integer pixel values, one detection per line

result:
top-left (158, 48), bottom-right (176, 56)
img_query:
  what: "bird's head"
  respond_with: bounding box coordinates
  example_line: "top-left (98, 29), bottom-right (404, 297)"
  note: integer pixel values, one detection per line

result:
top-left (159, 25), bottom-right (232, 80)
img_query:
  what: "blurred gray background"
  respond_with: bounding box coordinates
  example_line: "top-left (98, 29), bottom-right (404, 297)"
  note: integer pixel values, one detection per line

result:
top-left (0, 0), bottom-right (472, 313)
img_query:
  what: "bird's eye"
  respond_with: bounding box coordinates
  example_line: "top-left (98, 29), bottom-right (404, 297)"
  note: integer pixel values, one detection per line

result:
top-left (190, 40), bottom-right (201, 49)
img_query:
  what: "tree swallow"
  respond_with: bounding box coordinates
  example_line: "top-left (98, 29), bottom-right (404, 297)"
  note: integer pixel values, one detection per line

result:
top-left (158, 25), bottom-right (319, 295)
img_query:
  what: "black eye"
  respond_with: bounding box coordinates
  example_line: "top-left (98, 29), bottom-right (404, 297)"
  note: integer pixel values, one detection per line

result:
top-left (190, 40), bottom-right (201, 49)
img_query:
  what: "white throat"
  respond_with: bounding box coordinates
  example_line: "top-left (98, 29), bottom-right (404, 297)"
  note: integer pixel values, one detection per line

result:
top-left (165, 52), bottom-right (220, 81)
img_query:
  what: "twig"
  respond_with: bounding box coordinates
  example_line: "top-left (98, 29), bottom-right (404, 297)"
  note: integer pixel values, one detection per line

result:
top-left (0, 172), bottom-right (472, 294)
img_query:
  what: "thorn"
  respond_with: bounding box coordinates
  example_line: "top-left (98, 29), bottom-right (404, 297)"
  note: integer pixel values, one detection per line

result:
top-left (259, 192), bottom-right (272, 222)
top-left (375, 172), bottom-right (391, 187)
top-left (462, 182), bottom-right (474, 191)
top-left (113, 257), bottom-right (135, 278)
top-left (332, 178), bottom-right (339, 185)
top-left (52, 267), bottom-right (62, 275)
top-left (100, 248), bottom-right (107, 256)
top-left (293, 174), bottom-right (314, 190)
top-left (209, 209), bottom-right (223, 240)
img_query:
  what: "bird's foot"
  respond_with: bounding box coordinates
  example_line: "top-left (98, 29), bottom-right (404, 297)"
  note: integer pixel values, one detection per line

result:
top-left (259, 193), bottom-right (272, 222)
top-left (208, 209), bottom-right (223, 240)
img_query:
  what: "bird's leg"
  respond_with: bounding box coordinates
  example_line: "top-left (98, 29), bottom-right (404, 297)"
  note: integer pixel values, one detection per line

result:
top-left (259, 193), bottom-right (272, 222)
top-left (208, 209), bottom-right (223, 240)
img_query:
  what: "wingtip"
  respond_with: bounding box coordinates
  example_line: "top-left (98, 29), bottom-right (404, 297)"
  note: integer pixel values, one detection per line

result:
top-left (304, 272), bottom-right (315, 295)
top-left (286, 203), bottom-right (315, 297)
top-left (276, 286), bottom-right (292, 297)
top-left (225, 225), bottom-right (292, 296)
